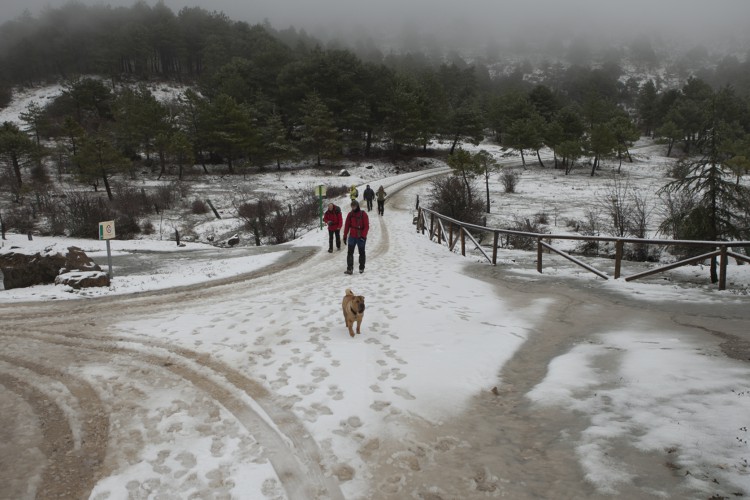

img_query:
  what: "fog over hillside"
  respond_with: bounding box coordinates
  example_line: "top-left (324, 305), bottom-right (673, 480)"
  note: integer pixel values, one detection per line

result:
top-left (4, 0), bottom-right (750, 50)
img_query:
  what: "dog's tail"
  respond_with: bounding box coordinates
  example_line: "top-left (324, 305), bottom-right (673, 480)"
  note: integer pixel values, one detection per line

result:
top-left (345, 288), bottom-right (354, 296)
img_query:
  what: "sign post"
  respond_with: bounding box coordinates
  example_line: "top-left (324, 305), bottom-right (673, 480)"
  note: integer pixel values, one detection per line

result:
top-left (98, 220), bottom-right (116, 278)
top-left (314, 185), bottom-right (327, 229)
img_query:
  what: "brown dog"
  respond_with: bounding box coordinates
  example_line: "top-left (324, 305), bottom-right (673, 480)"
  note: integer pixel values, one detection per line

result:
top-left (342, 288), bottom-right (365, 338)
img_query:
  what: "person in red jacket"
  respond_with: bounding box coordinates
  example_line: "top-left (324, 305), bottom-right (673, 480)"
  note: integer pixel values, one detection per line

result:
top-left (343, 199), bottom-right (369, 274)
top-left (323, 203), bottom-right (343, 253)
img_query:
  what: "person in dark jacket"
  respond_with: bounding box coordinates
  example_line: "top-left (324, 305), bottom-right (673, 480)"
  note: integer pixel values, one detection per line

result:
top-left (375, 185), bottom-right (387, 215)
top-left (343, 199), bottom-right (369, 274)
top-left (323, 203), bottom-right (343, 252)
top-left (363, 184), bottom-right (375, 211)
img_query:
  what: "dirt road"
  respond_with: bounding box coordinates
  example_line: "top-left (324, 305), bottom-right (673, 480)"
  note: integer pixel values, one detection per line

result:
top-left (1, 167), bottom-right (748, 499)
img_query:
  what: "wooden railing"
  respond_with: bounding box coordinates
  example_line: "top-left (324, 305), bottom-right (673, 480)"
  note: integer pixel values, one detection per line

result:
top-left (415, 206), bottom-right (750, 290)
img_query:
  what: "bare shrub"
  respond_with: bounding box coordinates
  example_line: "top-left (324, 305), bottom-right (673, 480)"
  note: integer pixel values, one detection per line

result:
top-left (2, 207), bottom-right (35, 233)
top-left (152, 183), bottom-right (179, 211)
top-left (577, 209), bottom-right (602, 256)
top-left (500, 169), bottom-right (520, 193)
top-left (237, 196), bottom-right (282, 233)
top-left (596, 175), bottom-right (632, 237)
top-left (657, 189), bottom-right (699, 240)
top-left (115, 214), bottom-right (141, 239)
top-left (428, 176), bottom-right (484, 226)
top-left (506, 216), bottom-right (546, 250)
top-left (268, 207), bottom-right (293, 244)
top-left (175, 181), bottom-right (191, 200)
top-left (112, 185), bottom-right (150, 217)
top-left (534, 211), bottom-right (549, 225)
top-left (191, 199), bottom-right (208, 214)
top-left (61, 192), bottom-right (116, 238)
top-left (289, 185), bottom-right (320, 223)
top-left (325, 185), bottom-right (350, 199)
top-left (141, 219), bottom-right (155, 235)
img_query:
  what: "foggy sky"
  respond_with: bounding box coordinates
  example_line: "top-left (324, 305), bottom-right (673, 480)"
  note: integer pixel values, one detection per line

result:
top-left (3, 0), bottom-right (750, 45)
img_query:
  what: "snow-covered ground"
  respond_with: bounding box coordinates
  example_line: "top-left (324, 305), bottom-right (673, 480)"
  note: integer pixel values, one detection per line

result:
top-left (2, 167), bottom-right (749, 498)
top-left (2, 84), bottom-right (750, 498)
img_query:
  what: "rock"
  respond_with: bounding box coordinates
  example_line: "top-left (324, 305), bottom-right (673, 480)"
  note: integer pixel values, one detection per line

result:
top-left (339, 169), bottom-right (350, 177)
top-left (365, 165), bottom-right (373, 169)
top-left (0, 245), bottom-right (102, 290)
top-left (219, 234), bottom-right (240, 247)
top-left (55, 271), bottom-right (110, 289)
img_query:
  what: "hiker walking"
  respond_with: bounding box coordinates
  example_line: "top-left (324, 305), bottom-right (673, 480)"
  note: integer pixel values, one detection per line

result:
top-left (343, 199), bottom-right (369, 274)
top-left (323, 203), bottom-right (343, 253)
top-left (349, 185), bottom-right (359, 201)
top-left (363, 184), bottom-right (375, 211)
top-left (376, 185), bottom-right (387, 216)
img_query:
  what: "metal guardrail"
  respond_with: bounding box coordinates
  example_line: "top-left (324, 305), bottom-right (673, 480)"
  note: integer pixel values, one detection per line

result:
top-left (415, 206), bottom-right (750, 290)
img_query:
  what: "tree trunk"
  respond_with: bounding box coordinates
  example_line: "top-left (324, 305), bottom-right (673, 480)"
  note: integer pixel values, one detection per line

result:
top-left (485, 176), bottom-right (491, 213)
top-left (461, 171), bottom-right (472, 207)
top-left (11, 152), bottom-right (22, 186)
top-left (365, 129), bottom-right (372, 156)
top-left (450, 134), bottom-right (460, 155)
top-left (520, 149), bottom-right (526, 167)
top-left (157, 150), bottom-right (166, 180)
top-left (666, 139), bottom-right (674, 157)
top-left (590, 155), bottom-right (598, 176)
top-left (536, 149), bottom-right (545, 168)
top-left (102, 168), bottom-right (113, 201)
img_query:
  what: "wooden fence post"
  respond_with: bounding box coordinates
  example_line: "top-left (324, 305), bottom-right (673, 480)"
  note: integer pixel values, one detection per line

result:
top-left (614, 240), bottom-right (624, 279)
top-left (537, 237), bottom-right (543, 273)
top-left (492, 231), bottom-right (499, 265)
top-left (461, 228), bottom-right (466, 256)
top-left (719, 245), bottom-right (728, 290)
top-left (429, 213), bottom-right (435, 240)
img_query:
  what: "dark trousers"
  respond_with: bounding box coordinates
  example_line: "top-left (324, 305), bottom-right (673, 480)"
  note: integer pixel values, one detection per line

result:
top-left (377, 199), bottom-right (384, 215)
top-left (346, 236), bottom-right (366, 271)
top-left (365, 198), bottom-right (373, 211)
top-left (328, 229), bottom-right (340, 250)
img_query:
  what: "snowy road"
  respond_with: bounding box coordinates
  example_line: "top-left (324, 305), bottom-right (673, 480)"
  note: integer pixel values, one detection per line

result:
top-left (2, 166), bottom-right (750, 499)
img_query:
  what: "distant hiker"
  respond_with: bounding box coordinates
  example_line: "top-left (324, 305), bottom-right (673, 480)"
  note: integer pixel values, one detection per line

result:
top-left (363, 184), bottom-right (375, 211)
top-left (343, 199), bottom-right (369, 274)
top-left (323, 203), bottom-right (343, 253)
top-left (349, 185), bottom-right (359, 201)
top-left (376, 186), bottom-right (387, 216)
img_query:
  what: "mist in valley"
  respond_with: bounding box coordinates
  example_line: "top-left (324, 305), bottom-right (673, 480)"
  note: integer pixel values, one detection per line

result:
top-left (3, 0), bottom-right (750, 60)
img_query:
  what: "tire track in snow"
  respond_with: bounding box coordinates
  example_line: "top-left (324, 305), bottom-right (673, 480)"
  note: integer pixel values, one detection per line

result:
top-left (1, 328), bottom-right (344, 500)
top-left (0, 354), bottom-right (108, 500)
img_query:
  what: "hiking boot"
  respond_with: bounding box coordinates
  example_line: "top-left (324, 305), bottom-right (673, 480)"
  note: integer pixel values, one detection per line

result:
top-left (328, 248), bottom-right (333, 253)
top-left (344, 269), bottom-right (353, 275)
top-left (359, 268), bottom-right (365, 274)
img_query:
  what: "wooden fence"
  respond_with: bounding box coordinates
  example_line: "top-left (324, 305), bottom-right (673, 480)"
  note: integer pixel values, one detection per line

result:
top-left (415, 206), bottom-right (750, 290)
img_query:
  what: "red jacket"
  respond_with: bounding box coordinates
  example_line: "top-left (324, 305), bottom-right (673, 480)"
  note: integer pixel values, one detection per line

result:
top-left (343, 208), bottom-right (369, 239)
top-left (323, 205), bottom-right (343, 231)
